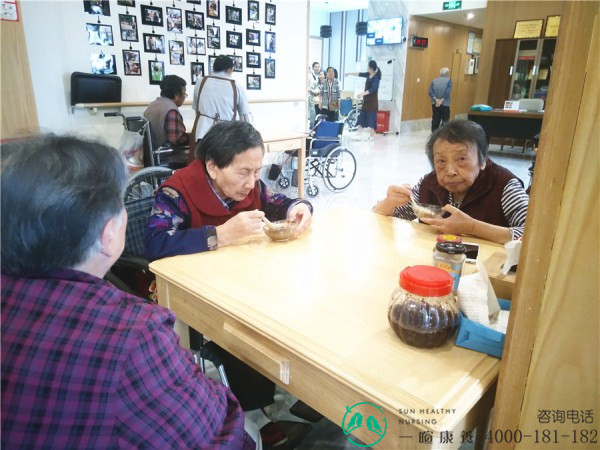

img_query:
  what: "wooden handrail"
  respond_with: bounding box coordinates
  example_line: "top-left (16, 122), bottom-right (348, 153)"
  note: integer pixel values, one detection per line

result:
top-left (72, 97), bottom-right (306, 109)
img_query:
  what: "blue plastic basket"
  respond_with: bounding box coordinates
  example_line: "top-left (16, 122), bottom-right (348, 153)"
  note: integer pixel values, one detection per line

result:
top-left (455, 299), bottom-right (511, 358)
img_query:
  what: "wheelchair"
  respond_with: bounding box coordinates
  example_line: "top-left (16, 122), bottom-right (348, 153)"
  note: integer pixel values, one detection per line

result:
top-left (277, 117), bottom-right (357, 198)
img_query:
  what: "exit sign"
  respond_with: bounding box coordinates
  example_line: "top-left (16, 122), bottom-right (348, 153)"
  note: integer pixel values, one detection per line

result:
top-left (443, 1), bottom-right (462, 10)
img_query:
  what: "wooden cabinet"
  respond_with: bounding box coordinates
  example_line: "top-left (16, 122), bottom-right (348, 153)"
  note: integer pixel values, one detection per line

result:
top-left (488, 38), bottom-right (556, 108)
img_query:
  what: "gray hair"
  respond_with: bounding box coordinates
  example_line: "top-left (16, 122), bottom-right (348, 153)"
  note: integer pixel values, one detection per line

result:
top-left (425, 119), bottom-right (489, 167)
top-left (1, 134), bottom-right (128, 276)
top-left (440, 67), bottom-right (450, 76)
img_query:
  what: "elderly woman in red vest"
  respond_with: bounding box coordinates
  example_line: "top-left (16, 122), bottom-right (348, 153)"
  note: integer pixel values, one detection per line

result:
top-left (145, 120), bottom-right (312, 447)
top-left (373, 119), bottom-right (529, 244)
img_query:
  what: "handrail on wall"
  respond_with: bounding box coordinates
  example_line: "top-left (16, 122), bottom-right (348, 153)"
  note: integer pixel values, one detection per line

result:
top-left (72, 98), bottom-right (306, 112)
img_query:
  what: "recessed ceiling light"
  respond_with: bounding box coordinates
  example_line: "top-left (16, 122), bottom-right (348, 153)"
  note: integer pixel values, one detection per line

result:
top-left (467, 13), bottom-right (475, 20)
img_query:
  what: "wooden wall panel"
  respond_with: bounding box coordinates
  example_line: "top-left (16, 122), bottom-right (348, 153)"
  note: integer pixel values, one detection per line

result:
top-left (490, 3), bottom-right (599, 448)
top-left (0, 2), bottom-right (38, 139)
top-left (402, 17), bottom-right (482, 121)
top-left (474, 1), bottom-right (565, 104)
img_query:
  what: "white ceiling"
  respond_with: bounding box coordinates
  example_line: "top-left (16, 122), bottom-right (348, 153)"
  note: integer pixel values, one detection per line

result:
top-left (417, 8), bottom-right (486, 29)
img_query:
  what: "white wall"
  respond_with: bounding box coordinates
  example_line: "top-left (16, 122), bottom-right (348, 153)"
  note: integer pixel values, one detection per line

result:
top-left (406, 0), bottom-right (486, 15)
top-left (20, 0), bottom-right (308, 148)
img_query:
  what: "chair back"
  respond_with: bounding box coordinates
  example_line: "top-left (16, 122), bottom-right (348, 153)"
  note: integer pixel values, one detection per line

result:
top-left (314, 120), bottom-right (344, 139)
top-left (124, 197), bottom-right (155, 256)
top-left (339, 98), bottom-right (353, 115)
top-left (126, 116), bottom-right (146, 132)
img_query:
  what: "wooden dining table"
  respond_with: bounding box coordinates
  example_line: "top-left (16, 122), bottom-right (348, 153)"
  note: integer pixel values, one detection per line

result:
top-left (150, 207), bottom-right (507, 449)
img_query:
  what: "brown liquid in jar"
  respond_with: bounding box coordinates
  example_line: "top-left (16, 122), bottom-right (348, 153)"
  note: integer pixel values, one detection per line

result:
top-left (388, 298), bottom-right (458, 348)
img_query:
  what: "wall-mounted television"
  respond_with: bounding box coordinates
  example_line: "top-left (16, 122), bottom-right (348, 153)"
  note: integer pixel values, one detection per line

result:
top-left (366, 18), bottom-right (403, 46)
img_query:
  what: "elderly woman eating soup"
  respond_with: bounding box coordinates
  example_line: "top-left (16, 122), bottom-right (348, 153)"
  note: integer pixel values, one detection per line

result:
top-left (373, 119), bottom-right (529, 244)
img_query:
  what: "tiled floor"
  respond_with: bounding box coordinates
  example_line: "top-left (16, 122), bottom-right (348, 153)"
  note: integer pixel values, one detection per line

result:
top-left (214, 129), bottom-right (533, 449)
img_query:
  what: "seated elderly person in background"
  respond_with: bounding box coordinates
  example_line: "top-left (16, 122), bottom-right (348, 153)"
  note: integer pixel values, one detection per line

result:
top-left (373, 119), bottom-right (528, 244)
top-left (145, 119), bottom-right (312, 447)
top-left (143, 74), bottom-right (190, 153)
top-left (1, 135), bottom-right (258, 449)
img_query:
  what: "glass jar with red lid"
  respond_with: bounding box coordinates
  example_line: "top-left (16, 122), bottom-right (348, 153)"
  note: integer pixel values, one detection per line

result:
top-left (388, 265), bottom-right (459, 348)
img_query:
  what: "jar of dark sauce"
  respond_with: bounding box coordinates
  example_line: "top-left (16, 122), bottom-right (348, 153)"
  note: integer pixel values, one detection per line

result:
top-left (388, 265), bottom-right (459, 348)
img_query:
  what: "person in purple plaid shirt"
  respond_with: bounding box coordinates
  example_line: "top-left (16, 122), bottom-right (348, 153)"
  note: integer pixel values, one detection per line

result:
top-left (1, 135), bottom-right (260, 449)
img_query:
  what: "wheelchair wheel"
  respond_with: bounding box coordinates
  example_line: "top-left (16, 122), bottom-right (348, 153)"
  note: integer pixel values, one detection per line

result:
top-left (322, 147), bottom-right (357, 192)
top-left (305, 184), bottom-right (319, 197)
top-left (344, 109), bottom-right (359, 131)
top-left (124, 166), bottom-right (174, 202)
top-left (278, 176), bottom-right (290, 189)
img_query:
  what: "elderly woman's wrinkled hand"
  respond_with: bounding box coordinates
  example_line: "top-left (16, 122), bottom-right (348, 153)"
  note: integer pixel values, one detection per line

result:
top-left (287, 202), bottom-right (312, 237)
top-left (421, 204), bottom-right (475, 236)
top-left (386, 184), bottom-right (412, 206)
top-left (217, 210), bottom-right (265, 247)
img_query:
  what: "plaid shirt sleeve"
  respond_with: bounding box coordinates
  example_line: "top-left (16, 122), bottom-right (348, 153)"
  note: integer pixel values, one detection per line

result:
top-left (116, 309), bottom-right (254, 449)
top-left (164, 109), bottom-right (189, 147)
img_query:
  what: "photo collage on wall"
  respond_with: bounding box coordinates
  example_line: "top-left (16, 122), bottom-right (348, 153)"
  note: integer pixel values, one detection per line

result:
top-left (82, 0), bottom-right (277, 88)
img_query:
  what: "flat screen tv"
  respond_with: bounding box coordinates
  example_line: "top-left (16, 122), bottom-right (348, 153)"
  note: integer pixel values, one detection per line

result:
top-left (366, 18), bottom-right (403, 46)
top-left (70, 72), bottom-right (122, 105)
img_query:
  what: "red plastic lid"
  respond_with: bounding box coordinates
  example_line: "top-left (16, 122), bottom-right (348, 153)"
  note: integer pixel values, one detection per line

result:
top-left (436, 234), bottom-right (463, 243)
top-left (399, 265), bottom-right (453, 297)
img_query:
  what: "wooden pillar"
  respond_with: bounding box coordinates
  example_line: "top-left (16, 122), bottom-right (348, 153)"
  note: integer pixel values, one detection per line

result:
top-left (1, 1), bottom-right (39, 139)
top-left (490, 2), bottom-right (599, 448)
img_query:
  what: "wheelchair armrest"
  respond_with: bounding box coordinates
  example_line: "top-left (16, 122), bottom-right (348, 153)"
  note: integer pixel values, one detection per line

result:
top-left (113, 254), bottom-right (150, 271)
top-left (154, 146), bottom-right (174, 155)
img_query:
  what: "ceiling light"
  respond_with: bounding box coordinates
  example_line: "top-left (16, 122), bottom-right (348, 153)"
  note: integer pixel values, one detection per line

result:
top-left (467, 13), bottom-right (474, 20)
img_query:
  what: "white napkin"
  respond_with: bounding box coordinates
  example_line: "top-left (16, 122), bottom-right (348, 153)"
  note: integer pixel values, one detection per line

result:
top-left (457, 259), bottom-right (501, 325)
top-left (501, 240), bottom-right (521, 275)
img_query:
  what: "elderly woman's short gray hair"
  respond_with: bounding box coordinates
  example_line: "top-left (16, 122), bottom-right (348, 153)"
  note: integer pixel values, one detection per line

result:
top-left (440, 67), bottom-right (450, 76)
top-left (425, 119), bottom-right (489, 167)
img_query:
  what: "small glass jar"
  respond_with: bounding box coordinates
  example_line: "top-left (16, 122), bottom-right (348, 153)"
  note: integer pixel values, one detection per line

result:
top-left (433, 242), bottom-right (466, 293)
top-left (388, 266), bottom-right (459, 348)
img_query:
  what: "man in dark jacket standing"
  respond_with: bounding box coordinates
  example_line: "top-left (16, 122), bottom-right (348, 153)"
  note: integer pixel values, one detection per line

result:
top-left (428, 67), bottom-right (452, 132)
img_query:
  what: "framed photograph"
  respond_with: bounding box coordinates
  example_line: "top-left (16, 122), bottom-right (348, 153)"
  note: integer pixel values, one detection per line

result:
top-left (248, 0), bottom-right (259, 21)
top-left (225, 6), bottom-right (242, 25)
top-left (141, 5), bottom-right (163, 27)
top-left (83, 0), bottom-right (110, 16)
top-left (208, 55), bottom-right (217, 75)
top-left (86, 23), bottom-right (114, 46)
top-left (187, 0), bottom-right (202, 4)
top-left (513, 19), bottom-right (544, 39)
top-left (90, 53), bottom-right (116, 74)
top-left (265, 57), bottom-right (275, 78)
top-left (143, 33), bottom-right (165, 53)
top-left (246, 29), bottom-right (260, 46)
top-left (148, 60), bottom-right (165, 85)
top-left (122, 49), bottom-right (141, 75)
top-left (246, 51), bottom-right (261, 68)
top-left (229, 54), bottom-right (243, 72)
top-left (169, 40), bottom-right (185, 65)
top-left (265, 31), bottom-right (275, 53)
top-left (265, 3), bottom-right (276, 25)
top-left (246, 74), bottom-right (261, 90)
top-left (166, 7), bottom-right (183, 33)
top-left (119, 14), bottom-right (138, 41)
top-left (190, 62), bottom-right (205, 84)
top-left (117, 0), bottom-right (135, 6)
top-left (226, 31), bottom-right (242, 49)
top-left (207, 0), bottom-right (220, 20)
top-left (187, 36), bottom-right (206, 55)
top-left (207, 25), bottom-right (220, 49)
top-left (185, 10), bottom-right (204, 30)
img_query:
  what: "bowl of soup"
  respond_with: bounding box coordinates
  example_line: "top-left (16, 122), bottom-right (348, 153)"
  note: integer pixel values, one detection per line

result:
top-left (263, 220), bottom-right (296, 241)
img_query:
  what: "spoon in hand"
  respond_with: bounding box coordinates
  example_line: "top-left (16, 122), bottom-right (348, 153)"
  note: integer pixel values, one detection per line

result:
top-left (261, 217), bottom-right (286, 230)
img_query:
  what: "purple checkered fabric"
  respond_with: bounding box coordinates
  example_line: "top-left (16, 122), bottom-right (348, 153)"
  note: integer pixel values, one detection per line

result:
top-left (1, 269), bottom-right (254, 449)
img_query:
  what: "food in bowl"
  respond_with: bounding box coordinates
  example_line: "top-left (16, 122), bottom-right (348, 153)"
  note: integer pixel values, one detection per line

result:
top-left (411, 202), bottom-right (444, 220)
top-left (263, 220), bottom-right (295, 241)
